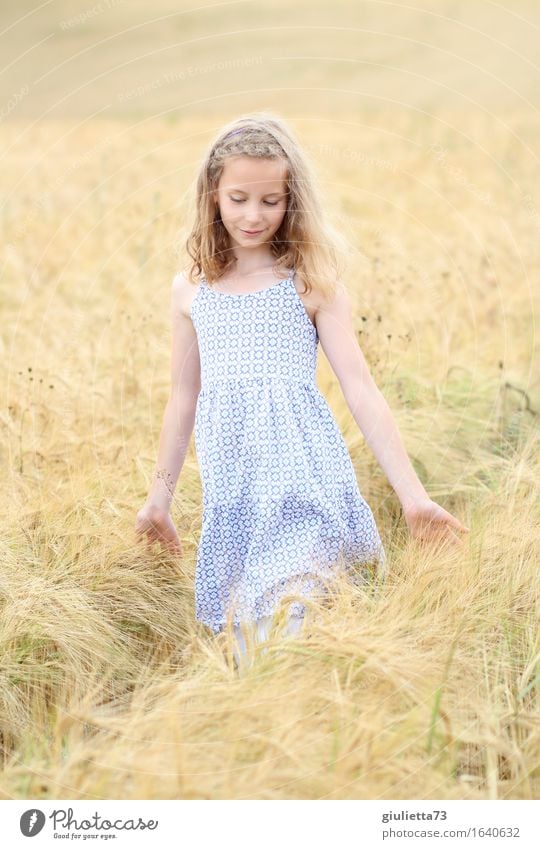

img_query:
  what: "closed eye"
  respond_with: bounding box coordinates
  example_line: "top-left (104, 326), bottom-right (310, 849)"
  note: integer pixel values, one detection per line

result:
top-left (230, 198), bottom-right (279, 206)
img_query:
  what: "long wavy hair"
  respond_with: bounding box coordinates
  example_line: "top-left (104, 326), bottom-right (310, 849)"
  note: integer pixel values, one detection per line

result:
top-left (178, 111), bottom-right (352, 301)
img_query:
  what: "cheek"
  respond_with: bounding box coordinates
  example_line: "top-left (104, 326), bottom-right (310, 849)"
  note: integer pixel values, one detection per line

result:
top-left (270, 206), bottom-right (287, 226)
top-left (218, 207), bottom-right (232, 225)
top-left (223, 202), bottom-right (242, 219)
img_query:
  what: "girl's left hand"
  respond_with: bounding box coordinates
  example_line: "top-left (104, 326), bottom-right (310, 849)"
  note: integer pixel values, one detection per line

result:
top-left (402, 497), bottom-right (470, 545)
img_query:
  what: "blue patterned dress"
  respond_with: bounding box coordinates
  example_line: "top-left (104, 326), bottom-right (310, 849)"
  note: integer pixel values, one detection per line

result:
top-left (188, 269), bottom-right (386, 633)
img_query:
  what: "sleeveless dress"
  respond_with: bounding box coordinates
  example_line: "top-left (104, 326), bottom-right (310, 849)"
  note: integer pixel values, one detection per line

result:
top-left (188, 269), bottom-right (386, 633)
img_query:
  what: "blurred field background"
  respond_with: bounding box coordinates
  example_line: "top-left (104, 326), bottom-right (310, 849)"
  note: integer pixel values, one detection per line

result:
top-left (0, 0), bottom-right (539, 801)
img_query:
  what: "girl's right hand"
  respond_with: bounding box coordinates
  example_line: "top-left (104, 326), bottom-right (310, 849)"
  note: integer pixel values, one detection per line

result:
top-left (134, 503), bottom-right (183, 555)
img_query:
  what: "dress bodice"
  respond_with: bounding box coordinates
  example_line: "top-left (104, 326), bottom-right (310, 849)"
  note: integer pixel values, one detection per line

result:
top-left (190, 272), bottom-right (319, 388)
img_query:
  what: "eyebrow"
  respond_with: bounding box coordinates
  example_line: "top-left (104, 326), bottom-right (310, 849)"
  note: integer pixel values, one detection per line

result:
top-left (228, 189), bottom-right (284, 197)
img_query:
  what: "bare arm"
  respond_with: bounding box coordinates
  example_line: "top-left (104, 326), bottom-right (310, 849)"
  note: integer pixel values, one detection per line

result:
top-left (314, 283), bottom-right (469, 543)
top-left (315, 284), bottom-right (469, 543)
top-left (315, 282), bottom-right (427, 507)
top-left (145, 272), bottom-right (201, 512)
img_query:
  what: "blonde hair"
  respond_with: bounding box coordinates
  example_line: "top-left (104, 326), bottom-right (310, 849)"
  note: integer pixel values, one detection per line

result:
top-left (179, 111), bottom-right (352, 301)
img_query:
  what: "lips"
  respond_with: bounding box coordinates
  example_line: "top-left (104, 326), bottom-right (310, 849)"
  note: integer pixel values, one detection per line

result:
top-left (241, 229), bottom-right (264, 235)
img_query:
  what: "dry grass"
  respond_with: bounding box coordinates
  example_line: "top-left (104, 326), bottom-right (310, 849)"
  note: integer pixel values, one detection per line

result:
top-left (0, 0), bottom-right (539, 800)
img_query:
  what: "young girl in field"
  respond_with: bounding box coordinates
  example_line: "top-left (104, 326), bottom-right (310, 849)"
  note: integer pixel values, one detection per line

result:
top-left (135, 112), bottom-right (469, 667)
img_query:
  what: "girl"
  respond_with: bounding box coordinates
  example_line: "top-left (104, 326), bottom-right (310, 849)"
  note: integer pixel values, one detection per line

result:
top-left (135, 112), bottom-right (469, 667)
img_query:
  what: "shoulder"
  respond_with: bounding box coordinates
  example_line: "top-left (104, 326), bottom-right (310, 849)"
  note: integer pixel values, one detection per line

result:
top-left (295, 271), bottom-right (349, 319)
top-left (314, 280), bottom-right (354, 334)
top-left (171, 269), bottom-right (195, 295)
top-left (171, 269), bottom-right (201, 319)
top-left (327, 280), bottom-right (351, 308)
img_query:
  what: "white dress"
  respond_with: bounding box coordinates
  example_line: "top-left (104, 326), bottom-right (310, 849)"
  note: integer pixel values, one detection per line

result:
top-left (188, 269), bottom-right (386, 633)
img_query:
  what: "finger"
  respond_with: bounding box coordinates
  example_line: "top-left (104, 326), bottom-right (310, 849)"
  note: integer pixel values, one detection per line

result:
top-left (430, 517), bottom-right (464, 537)
top-left (450, 520), bottom-right (469, 533)
top-left (169, 533), bottom-right (182, 552)
top-left (447, 514), bottom-right (470, 532)
top-left (157, 531), bottom-right (174, 546)
top-left (444, 519), bottom-right (468, 537)
top-left (416, 527), bottom-right (452, 544)
top-left (428, 526), bottom-right (462, 545)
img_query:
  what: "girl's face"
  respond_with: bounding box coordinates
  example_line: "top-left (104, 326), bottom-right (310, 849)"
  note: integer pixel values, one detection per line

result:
top-left (212, 155), bottom-right (288, 248)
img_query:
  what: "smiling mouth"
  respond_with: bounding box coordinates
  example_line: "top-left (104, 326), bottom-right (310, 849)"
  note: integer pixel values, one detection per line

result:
top-left (241, 229), bottom-right (264, 234)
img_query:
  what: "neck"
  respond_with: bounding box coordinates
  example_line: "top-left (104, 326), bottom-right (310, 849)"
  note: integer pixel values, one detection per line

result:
top-left (227, 244), bottom-right (275, 277)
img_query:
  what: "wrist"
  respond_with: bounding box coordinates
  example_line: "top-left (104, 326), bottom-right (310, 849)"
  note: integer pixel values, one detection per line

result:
top-left (398, 489), bottom-right (430, 512)
top-left (146, 485), bottom-right (173, 514)
top-left (146, 496), bottom-right (171, 514)
top-left (147, 468), bottom-right (177, 512)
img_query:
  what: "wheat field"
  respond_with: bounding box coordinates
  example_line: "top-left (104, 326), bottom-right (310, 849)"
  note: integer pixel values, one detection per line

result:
top-left (0, 0), bottom-right (539, 801)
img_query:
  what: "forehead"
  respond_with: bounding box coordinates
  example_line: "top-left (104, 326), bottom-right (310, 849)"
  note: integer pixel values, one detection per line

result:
top-left (219, 155), bottom-right (288, 190)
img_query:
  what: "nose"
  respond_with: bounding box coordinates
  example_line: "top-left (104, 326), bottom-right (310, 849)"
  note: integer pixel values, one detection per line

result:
top-left (244, 204), bottom-right (263, 224)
